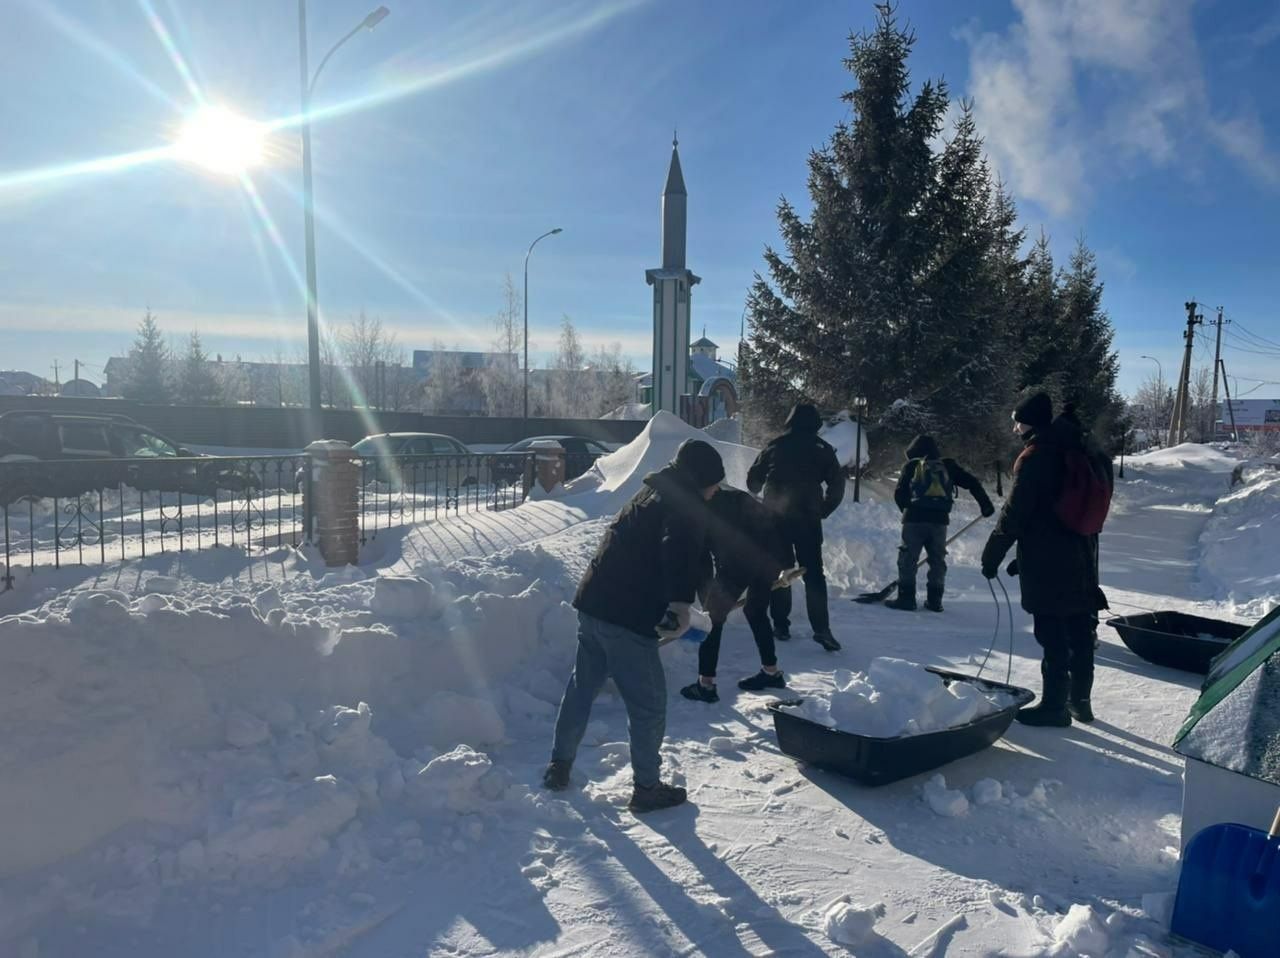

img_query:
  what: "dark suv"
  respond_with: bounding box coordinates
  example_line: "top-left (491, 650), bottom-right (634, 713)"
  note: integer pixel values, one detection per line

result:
top-left (0, 410), bottom-right (254, 499)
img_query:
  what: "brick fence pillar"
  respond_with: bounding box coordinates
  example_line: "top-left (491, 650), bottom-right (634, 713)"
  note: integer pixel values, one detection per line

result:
top-left (530, 439), bottom-right (566, 495)
top-left (305, 440), bottom-right (360, 566)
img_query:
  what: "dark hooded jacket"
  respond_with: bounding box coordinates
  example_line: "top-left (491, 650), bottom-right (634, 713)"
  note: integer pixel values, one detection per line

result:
top-left (893, 435), bottom-right (995, 526)
top-left (574, 463), bottom-right (711, 636)
top-left (705, 488), bottom-right (786, 592)
top-left (746, 404), bottom-right (844, 530)
top-left (981, 412), bottom-right (1109, 617)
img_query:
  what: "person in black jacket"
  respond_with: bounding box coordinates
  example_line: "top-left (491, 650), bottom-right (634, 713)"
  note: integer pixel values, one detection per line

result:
top-left (544, 438), bottom-right (722, 812)
top-left (747, 403), bottom-right (845, 651)
top-left (680, 487), bottom-right (790, 703)
top-left (885, 435), bottom-right (995, 612)
top-left (980, 394), bottom-right (1110, 727)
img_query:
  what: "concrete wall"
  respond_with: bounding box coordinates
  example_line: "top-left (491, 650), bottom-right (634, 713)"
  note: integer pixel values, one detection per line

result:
top-left (0, 396), bottom-right (647, 451)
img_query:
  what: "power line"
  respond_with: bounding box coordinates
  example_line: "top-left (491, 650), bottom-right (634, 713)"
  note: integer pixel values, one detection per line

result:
top-left (1231, 320), bottom-right (1280, 351)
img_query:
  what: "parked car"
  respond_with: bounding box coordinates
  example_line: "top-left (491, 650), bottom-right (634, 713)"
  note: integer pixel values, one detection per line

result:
top-left (0, 410), bottom-right (258, 499)
top-left (294, 432), bottom-right (480, 491)
top-left (490, 435), bottom-right (613, 487)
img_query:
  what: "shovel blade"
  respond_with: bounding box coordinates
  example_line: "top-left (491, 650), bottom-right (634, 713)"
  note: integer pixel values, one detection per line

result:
top-left (1171, 821), bottom-right (1280, 957)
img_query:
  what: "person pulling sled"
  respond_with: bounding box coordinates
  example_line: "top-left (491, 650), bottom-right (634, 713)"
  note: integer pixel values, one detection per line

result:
top-left (885, 435), bottom-right (995, 612)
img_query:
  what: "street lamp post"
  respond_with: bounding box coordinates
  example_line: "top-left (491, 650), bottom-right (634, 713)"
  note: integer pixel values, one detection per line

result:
top-left (523, 228), bottom-right (562, 427)
top-left (852, 398), bottom-right (866, 503)
top-left (300, 3), bottom-right (391, 413)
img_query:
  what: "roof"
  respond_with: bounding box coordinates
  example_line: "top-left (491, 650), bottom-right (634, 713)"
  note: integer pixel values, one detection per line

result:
top-left (689, 353), bottom-right (736, 385)
top-left (664, 145), bottom-right (686, 196)
top-left (1175, 606), bottom-right (1280, 785)
top-left (691, 336), bottom-right (717, 348)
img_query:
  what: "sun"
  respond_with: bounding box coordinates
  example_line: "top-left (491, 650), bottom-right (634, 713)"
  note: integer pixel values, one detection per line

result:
top-left (174, 106), bottom-right (266, 176)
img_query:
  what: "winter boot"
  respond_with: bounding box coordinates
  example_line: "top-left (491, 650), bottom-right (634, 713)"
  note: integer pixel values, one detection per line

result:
top-left (773, 628), bottom-right (791, 642)
top-left (813, 631), bottom-right (841, 652)
top-left (680, 681), bottom-right (719, 704)
top-left (738, 669), bottom-right (786, 693)
top-left (884, 594), bottom-right (917, 611)
top-left (925, 587), bottom-right (944, 613)
top-left (628, 781), bottom-right (687, 813)
top-left (1016, 674), bottom-right (1072, 727)
top-left (1068, 699), bottom-right (1095, 723)
top-left (542, 760), bottom-right (572, 791)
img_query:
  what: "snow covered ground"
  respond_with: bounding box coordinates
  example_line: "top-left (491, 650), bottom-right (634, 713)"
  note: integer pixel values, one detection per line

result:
top-left (0, 423), bottom-right (1271, 957)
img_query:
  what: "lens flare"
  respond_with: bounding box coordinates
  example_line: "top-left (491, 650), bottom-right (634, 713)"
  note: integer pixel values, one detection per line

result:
top-left (174, 106), bottom-right (266, 175)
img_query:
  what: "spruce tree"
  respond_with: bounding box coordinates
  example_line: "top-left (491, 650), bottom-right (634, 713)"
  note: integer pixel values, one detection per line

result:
top-left (123, 310), bottom-right (172, 403)
top-left (1057, 239), bottom-right (1128, 446)
top-left (177, 330), bottom-right (222, 406)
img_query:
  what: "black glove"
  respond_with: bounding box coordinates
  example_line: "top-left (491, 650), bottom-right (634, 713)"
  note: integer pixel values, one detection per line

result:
top-left (981, 563), bottom-right (998, 580)
top-left (980, 501), bottom-right (995, 518)
top-left (1006, 559), bottom-right (1019, 577)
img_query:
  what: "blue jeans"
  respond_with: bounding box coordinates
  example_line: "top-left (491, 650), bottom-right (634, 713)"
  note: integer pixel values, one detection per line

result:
top-left (551, 611), bottom-right (667, 788)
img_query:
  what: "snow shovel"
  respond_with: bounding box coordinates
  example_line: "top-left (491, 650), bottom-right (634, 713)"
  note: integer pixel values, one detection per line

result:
top-left (1170, 806), bottom-right (1280, 957)
top-left (852, 515), bottom-right (985, 604)
top-left (658, 566), bottom-right (806, 648)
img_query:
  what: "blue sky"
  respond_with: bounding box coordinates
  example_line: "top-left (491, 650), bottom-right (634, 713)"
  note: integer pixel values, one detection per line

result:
top-left (1, 0), bottom-right (1278, 397)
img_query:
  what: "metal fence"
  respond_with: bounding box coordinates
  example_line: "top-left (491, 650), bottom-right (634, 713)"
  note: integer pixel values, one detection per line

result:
top-left (0, 448), bottom-right (602, 588)
top-left (355, 451), bottom-right (541, 543)
top-left (1, 454), bottom-right (308, 588)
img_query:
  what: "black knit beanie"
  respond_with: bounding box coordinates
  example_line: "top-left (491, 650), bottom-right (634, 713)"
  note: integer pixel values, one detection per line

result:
top-left (784, 403), bottom-right (822, 435)
top-left (1014, 392), bottom-right (1053, 429)
top-left (673, 439), bottom-right (726, 488)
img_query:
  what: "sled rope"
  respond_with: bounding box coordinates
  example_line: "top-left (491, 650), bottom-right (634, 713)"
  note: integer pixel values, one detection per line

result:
top-left (979, 575), bottom-right (1016, 686)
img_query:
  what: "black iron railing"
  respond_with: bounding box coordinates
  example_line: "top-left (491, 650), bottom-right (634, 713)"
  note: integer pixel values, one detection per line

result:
top-left (356, 452), bottom-right (535, 543)
top-left (1, 454), bottom-right (307, 589)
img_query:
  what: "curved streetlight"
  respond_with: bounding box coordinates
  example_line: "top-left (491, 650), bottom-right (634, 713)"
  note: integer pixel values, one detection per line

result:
top-left (1140, 355), bottom-right (1165, 448)
top-left (523, 228), bottom-right (563, 425)
top-left (300, 3), bottom-right (391, 412)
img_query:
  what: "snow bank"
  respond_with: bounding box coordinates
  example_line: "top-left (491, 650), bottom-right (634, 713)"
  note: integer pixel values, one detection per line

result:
top-left (780, 659), bottom-right (1015, 738)
top-left (818, 410), bottom-right (870, 468)
top-left (1197, 468), bottom-right (1280, 618)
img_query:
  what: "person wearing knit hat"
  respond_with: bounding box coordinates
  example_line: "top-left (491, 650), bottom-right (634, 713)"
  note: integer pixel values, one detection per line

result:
top-left (545, 437), bottom-right (722, 812)
top-left (981, 395), bottom-right (1110, 728)
top-left (884, 434), bottom-right (995, 612)
top-left (746, 402), bottom-right (845, 652)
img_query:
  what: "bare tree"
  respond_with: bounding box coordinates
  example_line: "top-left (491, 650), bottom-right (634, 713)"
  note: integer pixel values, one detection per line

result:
top-left (1131, 372), bottom-right (1173, 447)
top-left (339, 311), bottom-right (401, 409)
top-left (586, 343), bottom-right (638, 418)
top-left (546, 316), bottom-right (587, 417)
top-left (481, 273), bottom-right (523, 417)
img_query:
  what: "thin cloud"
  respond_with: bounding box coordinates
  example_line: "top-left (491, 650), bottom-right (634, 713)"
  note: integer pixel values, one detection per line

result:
top-left (963, 0), bottom-right (1280, 214)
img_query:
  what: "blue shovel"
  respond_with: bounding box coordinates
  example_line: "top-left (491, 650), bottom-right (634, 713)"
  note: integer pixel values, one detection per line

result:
top-left (1171, 806), bottom-right (1280, 957)
top-left (657, 567), bottom-right (806, 648)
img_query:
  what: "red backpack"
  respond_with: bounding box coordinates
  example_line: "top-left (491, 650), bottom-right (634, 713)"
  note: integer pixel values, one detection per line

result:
top-left (1055, 448), bottom-right (1112, 535)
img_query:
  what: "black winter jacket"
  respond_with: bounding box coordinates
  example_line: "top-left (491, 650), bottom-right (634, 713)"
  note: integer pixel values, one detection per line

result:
top-left (705, 488), bottom-right (786, 591)
top-left (980, 419), bottom-right (1108, 617)
top-left (746, 433), bottom-right (844, 531)
top-left (894, 458), bottom-right (994, 525)
top-left (574, 465), bottom-right (711, 636)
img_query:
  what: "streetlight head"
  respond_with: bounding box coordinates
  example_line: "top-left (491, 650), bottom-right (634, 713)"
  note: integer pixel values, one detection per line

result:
top-left (363, 6), bottom-right (390, 29)
top-left (551, 228), bottom-right (563, 235)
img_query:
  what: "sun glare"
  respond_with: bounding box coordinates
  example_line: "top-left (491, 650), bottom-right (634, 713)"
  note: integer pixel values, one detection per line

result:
top-left (174, 106), bottom-right (266, 175)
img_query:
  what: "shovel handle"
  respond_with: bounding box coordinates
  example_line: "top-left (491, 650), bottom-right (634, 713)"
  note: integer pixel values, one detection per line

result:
top-left (1270, 806), bottom-right (1280, 839)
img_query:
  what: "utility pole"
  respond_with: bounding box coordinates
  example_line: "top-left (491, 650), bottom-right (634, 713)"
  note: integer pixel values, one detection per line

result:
top-left (1167, 301), bottom-right (1202, 446)
top-left (1208, 306), bottom-right (1229, 441)
top-left (1219, 359), bottom-right (1239, 442)
top-left (50, 360), bottom-right (60, 392)
top-left (73, 359), bottom-right (80, 384)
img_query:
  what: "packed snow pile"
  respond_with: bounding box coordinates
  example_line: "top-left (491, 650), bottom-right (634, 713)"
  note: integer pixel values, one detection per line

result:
top-left (1197, 467), bottom-right (1280, 617)
top-left (817, 409), bottom-right (870, 468)
top-left (779, 659), bottom-right (1018, 738)
top-left (822, 896), bottom-right (886, 947)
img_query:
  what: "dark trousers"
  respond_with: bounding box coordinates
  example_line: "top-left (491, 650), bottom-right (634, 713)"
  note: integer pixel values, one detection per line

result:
top-left (1032, 614), bottom-right (1096, 706)
top-left (697, 581), bottom-right (777, 678)
top-left (897, 522), bottom-right (947, 598)
top-left (769, 520), bottom-right (829, 635)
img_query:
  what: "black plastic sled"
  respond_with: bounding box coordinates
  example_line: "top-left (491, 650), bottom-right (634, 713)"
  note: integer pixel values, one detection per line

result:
top-left (768, 668), bottom-right (1034, 787)
top-left (1106, 612), bottom-right (1248, 675)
